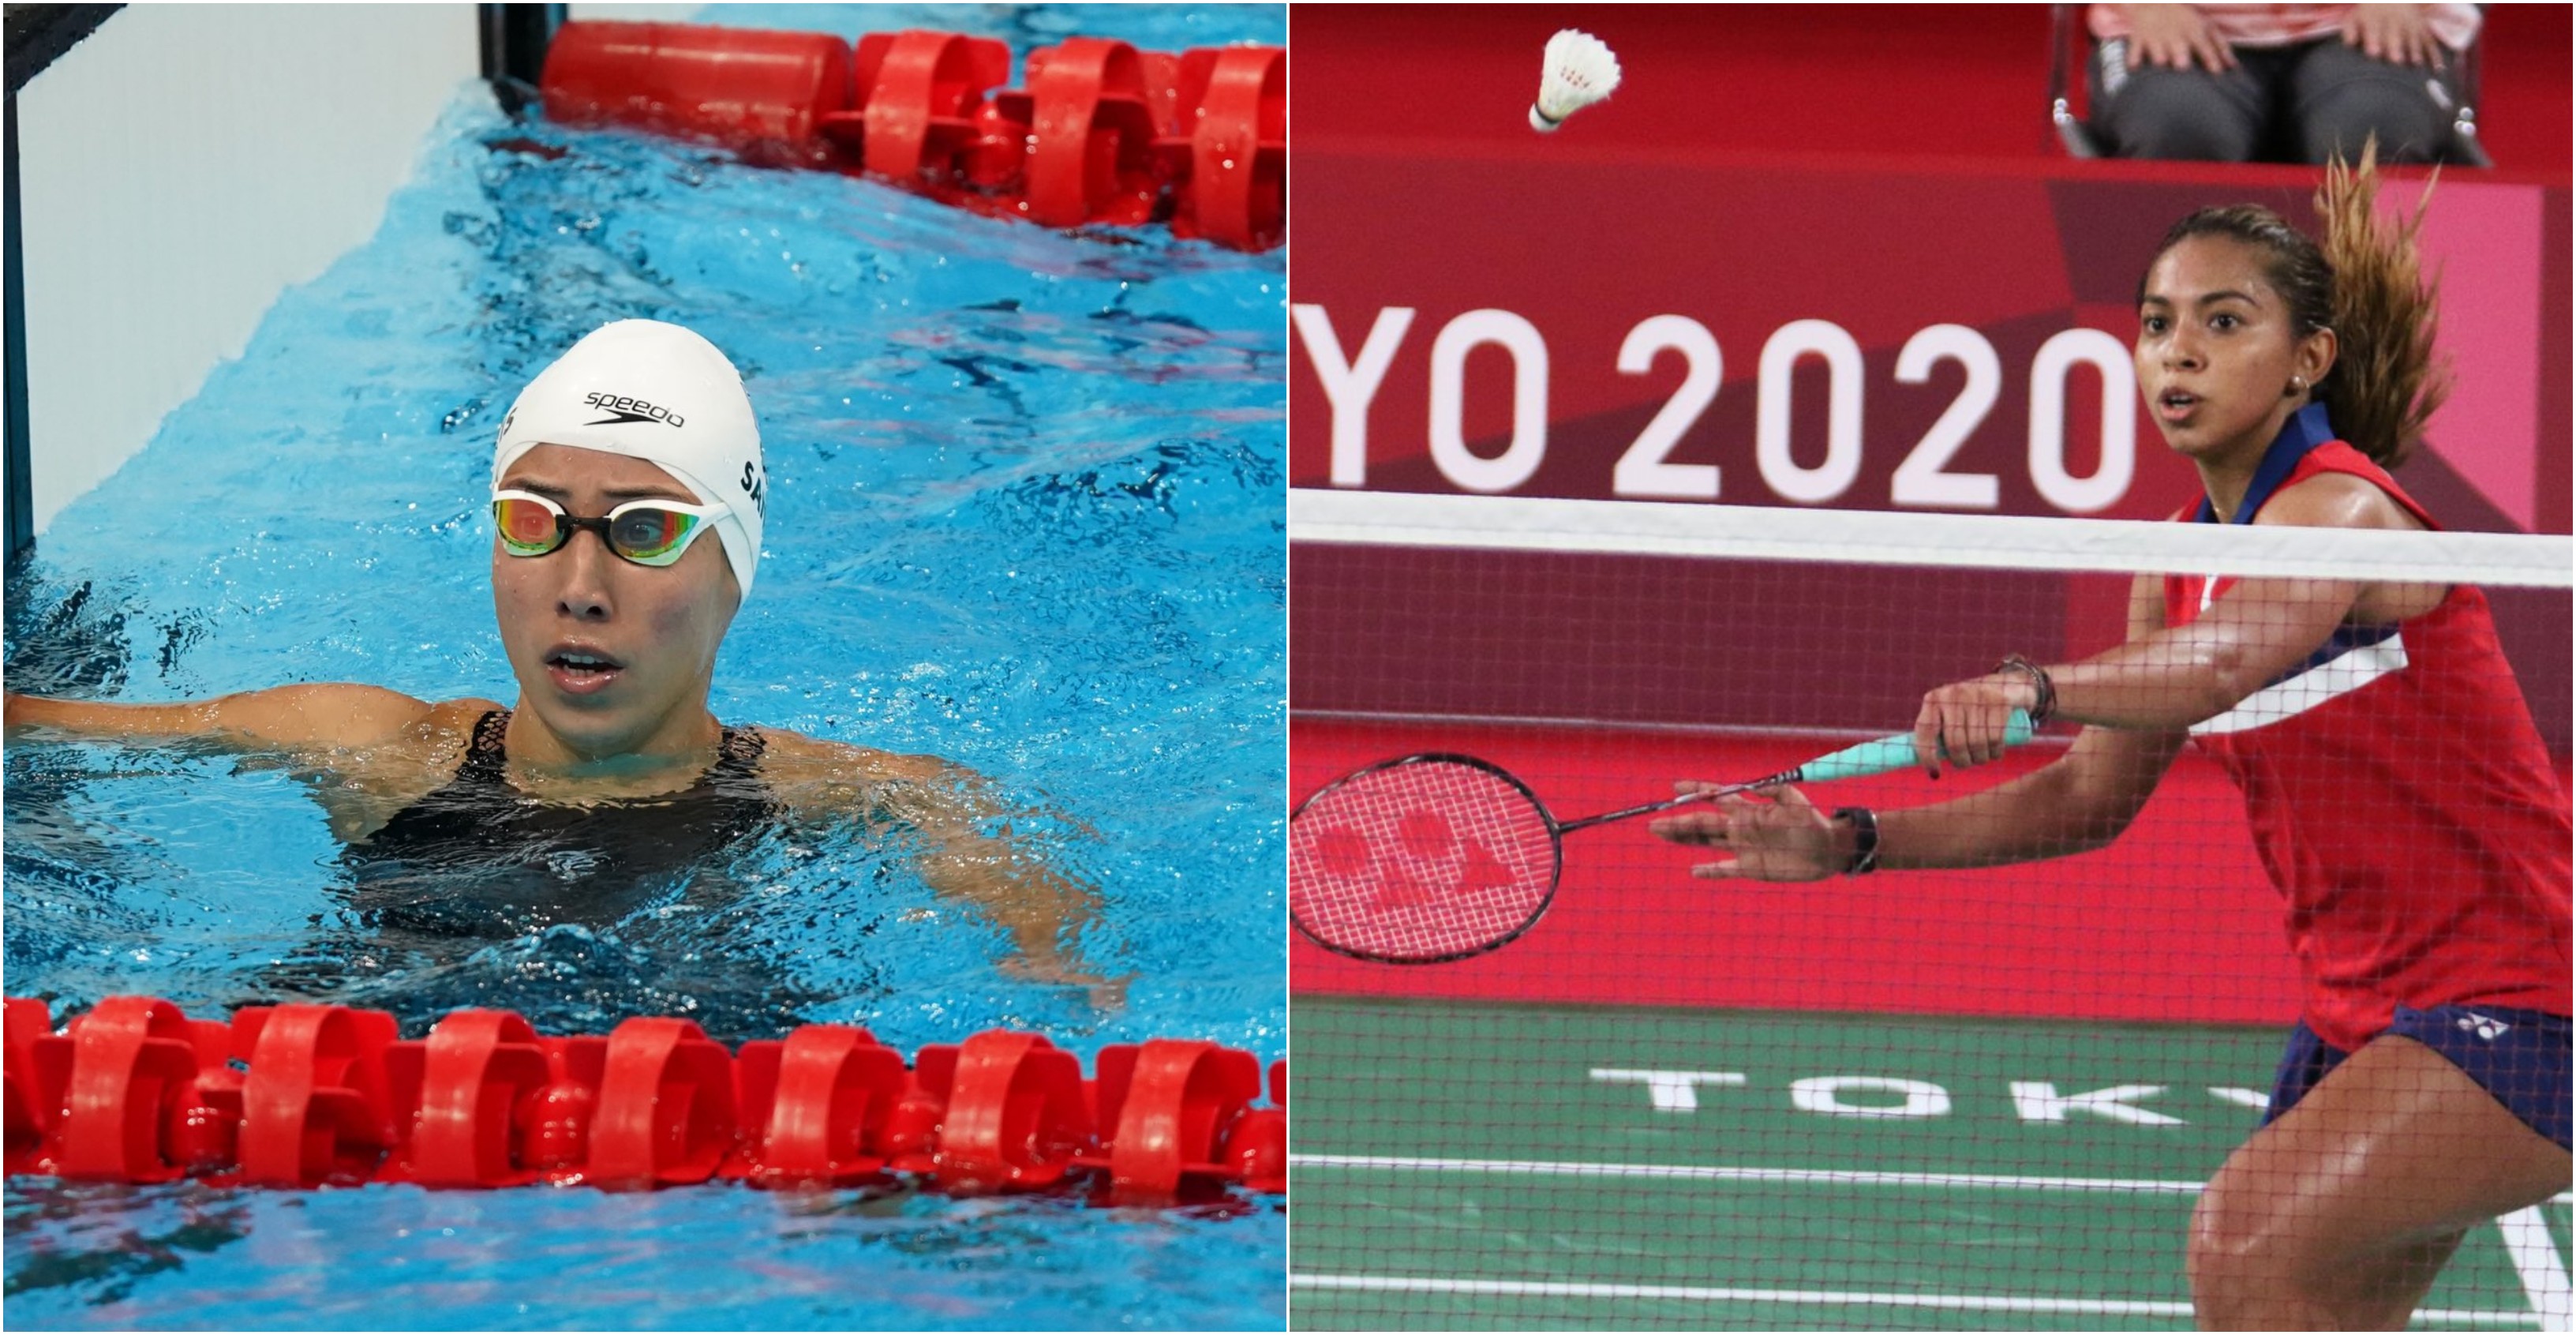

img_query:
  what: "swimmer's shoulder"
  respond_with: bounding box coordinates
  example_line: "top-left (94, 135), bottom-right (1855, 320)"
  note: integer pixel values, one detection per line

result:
top-left (259, 687), bottom-right (500, 752)
top-left (256, 691), bottom-right (504, 790)
top-left (183, 683), bottom-right (454, 752)
top-left (410, 696), bottom-right (508, 752)
top-left (747, 731), bottom-right (1096, 848)
top-left (752, 728), bottom-right (959, 788)
top-left (747, 729), bottom-right (1002, 831)
top-left (249, 691), bottom-right (501, 843)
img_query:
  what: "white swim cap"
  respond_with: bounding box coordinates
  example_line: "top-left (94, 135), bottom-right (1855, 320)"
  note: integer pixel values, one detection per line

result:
top-left (492, 320), bottom-right (767, 599)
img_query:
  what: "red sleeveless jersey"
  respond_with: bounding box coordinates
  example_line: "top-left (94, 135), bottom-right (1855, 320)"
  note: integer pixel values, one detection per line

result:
top-left (2162, 439), bottom-right (2572, 1050)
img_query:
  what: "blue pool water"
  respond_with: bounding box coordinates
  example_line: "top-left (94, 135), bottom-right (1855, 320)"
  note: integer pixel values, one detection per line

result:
top-left (3, 3), bottom-right (1285, 1328)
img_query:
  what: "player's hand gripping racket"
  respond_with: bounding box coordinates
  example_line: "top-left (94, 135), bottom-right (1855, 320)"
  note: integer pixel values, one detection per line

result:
top-left (1290, 711), bottom-right (2034, 963)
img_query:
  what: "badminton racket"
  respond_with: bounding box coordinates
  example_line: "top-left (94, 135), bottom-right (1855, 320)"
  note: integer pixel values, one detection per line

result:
top-left (1290, 711), bottom-right (2033, 963)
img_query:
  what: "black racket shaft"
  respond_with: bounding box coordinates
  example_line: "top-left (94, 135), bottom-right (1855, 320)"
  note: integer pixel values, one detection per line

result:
top-left (1550, 714), bottom-right (2034, 833)
top-left (1553, 769), bottom-right (1794, 834)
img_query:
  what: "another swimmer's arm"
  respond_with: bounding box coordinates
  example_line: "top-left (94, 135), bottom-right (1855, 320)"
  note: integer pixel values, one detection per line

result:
top-left (3, 684), bottom-right (432, 750)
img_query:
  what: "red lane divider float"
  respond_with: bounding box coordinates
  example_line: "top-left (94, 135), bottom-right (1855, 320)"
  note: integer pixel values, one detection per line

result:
top-left (538, 22), bottom-right (1284, 252)
top-left (1, 998), bottom-right (1284, 1202)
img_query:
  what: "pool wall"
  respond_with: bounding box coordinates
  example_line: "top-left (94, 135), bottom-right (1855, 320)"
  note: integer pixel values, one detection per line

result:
top-left (13, 5), bottom-right (481, 539)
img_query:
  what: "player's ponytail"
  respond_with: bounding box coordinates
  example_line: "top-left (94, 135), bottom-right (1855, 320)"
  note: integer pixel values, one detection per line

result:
top-left (2138, 140), bottom-right (2451, 469)
top-left (2313, 141), bottom-right (2451, 470)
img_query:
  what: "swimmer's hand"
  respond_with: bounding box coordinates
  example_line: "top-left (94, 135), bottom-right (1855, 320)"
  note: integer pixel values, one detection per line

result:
top-left (999, 954), bottom-right (1134, 1017)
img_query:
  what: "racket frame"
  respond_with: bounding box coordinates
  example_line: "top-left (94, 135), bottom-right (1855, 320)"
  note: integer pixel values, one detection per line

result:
top-left (1289, 752), bottom-right (1566, 965)
top-left (1290, 710), bottom-right (2031, 965)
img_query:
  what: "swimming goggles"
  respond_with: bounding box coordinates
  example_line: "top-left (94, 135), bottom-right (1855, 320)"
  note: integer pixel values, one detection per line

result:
top-left (490, 489), bottom-right (728, 568)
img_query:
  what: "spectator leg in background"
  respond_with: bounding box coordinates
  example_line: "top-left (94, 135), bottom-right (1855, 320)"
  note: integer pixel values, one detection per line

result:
top-left (2287, 38), bottom-right (2462, 165)
top-left (2087, 37), bottom-right (2271, 162)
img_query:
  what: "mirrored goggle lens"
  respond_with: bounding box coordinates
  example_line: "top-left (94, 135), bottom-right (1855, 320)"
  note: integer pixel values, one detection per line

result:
top-left (608, 506), bottom-right (702, 565)
top-left (494, 497), bottom-right (566, 554)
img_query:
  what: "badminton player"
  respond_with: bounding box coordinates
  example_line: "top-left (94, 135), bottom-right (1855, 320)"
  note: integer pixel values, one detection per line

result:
top-left (1653, 148), bottom-right (2570, 1329)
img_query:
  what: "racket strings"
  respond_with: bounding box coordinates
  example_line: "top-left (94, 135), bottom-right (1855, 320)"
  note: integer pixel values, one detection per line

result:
top-left (1290, 759), bottom-right (1561, 962)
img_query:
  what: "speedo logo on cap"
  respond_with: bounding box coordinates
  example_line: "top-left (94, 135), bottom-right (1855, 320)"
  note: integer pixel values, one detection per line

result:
top-left (582, 391), bottom-right (685, 429)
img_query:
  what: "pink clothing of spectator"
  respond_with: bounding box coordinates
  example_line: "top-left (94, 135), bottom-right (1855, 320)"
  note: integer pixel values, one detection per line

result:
top-left (2084, 4), bottom-right (2480, 163)
top-left (2089, 4), bottom-right (2479, 53)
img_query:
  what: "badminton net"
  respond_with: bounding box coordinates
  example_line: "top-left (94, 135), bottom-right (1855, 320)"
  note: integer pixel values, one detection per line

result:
top-left (1287, 488), bottom-right (2573, 1333)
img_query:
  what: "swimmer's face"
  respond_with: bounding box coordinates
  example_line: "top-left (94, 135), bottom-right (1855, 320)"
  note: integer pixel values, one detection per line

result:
top-left (2135, 234), bottom-right (2336, 467)
top-left (492, 444), bottom-right (740, 759)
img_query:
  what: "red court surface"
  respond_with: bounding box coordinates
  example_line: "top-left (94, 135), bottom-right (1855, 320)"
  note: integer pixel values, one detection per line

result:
top-left (1292, 718), bottom-right (2318, 1026)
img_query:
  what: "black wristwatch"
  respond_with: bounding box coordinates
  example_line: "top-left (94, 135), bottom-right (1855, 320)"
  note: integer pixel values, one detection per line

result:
top-left (1836, 806), bottom-right (1881, 876)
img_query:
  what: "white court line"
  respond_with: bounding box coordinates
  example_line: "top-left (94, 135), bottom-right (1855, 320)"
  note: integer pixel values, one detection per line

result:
top-left (1300, 1154), bottom-right (2576, 1205)
top-left (1292, 1152), bottom-right (2206, 1194)
top-left (1299, 1156), bottom-right (2574, 1324)
top-left (2497, 1207), bottom-right (2572, 1328)
top-left (1286, 1274), bottom-right (2540, 1326)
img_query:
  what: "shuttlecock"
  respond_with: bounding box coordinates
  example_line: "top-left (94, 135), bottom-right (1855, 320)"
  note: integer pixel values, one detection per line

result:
top-left (1530, 28), bottom-right (1621, 133)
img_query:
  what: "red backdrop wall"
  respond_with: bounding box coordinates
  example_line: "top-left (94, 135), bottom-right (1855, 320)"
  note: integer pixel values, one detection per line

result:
top-left (1287, 4), bottom-right (2574, 1020)
top-left (1293, 4), bottom-right (2572, 173)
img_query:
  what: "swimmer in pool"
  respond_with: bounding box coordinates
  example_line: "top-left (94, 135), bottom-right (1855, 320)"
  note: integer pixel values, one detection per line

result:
top-left (5, 319), bottom-right (1114, 1006)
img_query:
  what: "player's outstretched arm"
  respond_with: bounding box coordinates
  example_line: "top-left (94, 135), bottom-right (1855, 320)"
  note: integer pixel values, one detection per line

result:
top-left (5, 684), bottom-right (437, 752)
top-left (1885, 563), bottom-right (2200, 870)
top-left (1657, 571), bottom-right (2188, 879)
top-left (1656, 722), bottom-right (2187, 880)
top-left (1873, 722), bottom-right (2187, 872)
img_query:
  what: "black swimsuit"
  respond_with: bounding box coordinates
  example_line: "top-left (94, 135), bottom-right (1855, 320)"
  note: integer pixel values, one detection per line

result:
top-left (260, 711), bottom-right (832, 1039)
top-left (338, 708), bottom-right (780, 939)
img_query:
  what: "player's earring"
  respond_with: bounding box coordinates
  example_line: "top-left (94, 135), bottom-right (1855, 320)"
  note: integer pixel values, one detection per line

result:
top-left (2286, 374), bottom-right (2308, 399)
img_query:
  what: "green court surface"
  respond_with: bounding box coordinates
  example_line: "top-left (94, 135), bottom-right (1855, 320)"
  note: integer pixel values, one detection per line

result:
top-left (1290, 996), bottom-right (2574, 1331)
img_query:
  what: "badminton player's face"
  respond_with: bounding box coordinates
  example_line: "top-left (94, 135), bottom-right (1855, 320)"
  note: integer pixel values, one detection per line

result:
top-left (2134, 236), bottom-right (2315, 466)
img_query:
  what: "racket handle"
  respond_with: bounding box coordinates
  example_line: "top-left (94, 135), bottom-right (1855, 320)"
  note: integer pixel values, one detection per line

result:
top-left (1793, 708), bottom-right (2035, 783)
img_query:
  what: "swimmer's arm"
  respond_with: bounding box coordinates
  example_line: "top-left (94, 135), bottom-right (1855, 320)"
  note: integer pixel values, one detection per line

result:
top-left (912, 806), bottom-right (1115, 992)
top-left (764, 735), bottom-right (1120, 1003)
top-left (3, 684), bottom-right (436, 752)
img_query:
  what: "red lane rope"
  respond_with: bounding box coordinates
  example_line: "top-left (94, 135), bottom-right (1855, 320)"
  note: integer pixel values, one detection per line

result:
top-left (538, 23), bottom-right (1286, 252)
top-left (3, 996), bottom-right (1284, 1200)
